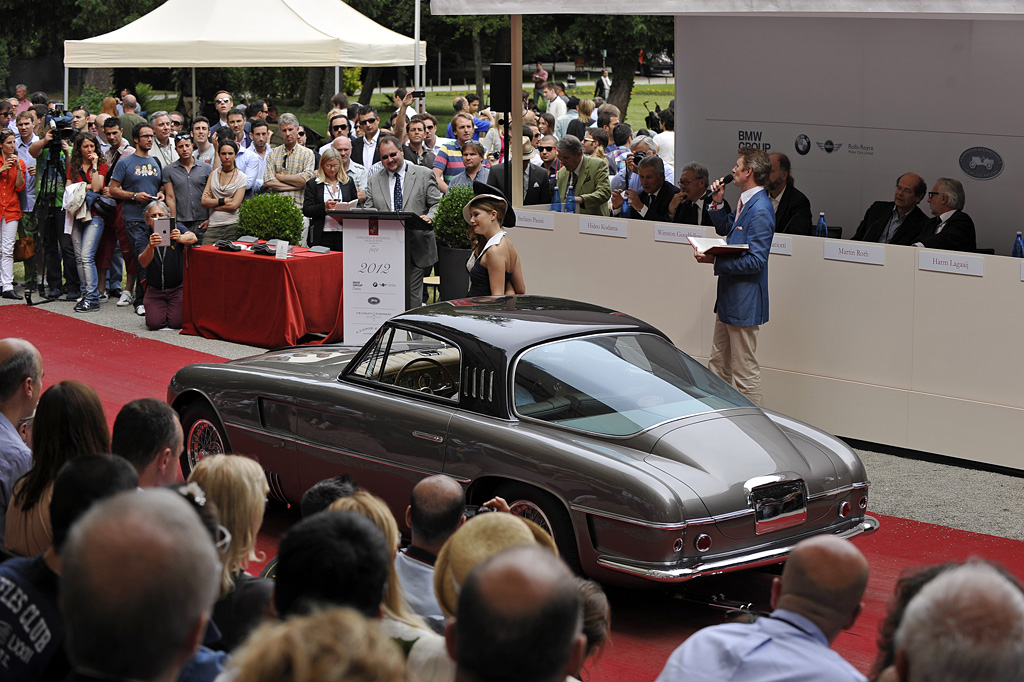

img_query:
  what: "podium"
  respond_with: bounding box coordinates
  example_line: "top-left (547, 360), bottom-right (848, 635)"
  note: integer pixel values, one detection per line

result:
top-left (328, 210), bottom-right (433, 346)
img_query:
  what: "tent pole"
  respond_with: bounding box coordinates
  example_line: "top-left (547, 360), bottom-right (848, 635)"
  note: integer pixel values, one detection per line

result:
top-left (192, 68), bottom-right (197, 119)
top-left (414, 0), bottom-right (422, 106)
top-left (63, 68), bottom-right (69, 107)
top-left (335, 66), bottom-right (340, 94)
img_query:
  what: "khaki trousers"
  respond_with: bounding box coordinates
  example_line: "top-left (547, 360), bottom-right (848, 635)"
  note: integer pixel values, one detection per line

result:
top-left (708, 318), bottom-right (763, 406)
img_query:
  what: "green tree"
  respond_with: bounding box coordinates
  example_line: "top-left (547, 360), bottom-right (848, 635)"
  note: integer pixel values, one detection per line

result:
top-left (437, 15), bottom-right (509, 99)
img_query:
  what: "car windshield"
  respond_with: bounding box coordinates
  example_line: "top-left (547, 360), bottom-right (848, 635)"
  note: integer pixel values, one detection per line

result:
top-left (513, 333), bottom-right (751, 436)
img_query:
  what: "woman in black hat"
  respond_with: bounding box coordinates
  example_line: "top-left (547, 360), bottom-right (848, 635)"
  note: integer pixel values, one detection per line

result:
top-left (463, 181), bottom-right (525, 297)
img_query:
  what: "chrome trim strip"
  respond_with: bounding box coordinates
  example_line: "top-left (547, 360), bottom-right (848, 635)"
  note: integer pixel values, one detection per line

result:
top-left (223, 421), bottom-right (470, 482)
top-left (808, 481), bottom-right (871, 501)
top-left (412, 431), bottom-right (444, 443)
top-left (568, 504), bottom-right (754, 530)
top-left (596, 516), bottom-right (881, 582)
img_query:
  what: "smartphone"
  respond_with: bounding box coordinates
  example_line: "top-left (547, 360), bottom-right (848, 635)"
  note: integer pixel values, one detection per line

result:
top-left (154, 217), bottom-right (175, 247)
top-left (411, 90), bottom-right (426, 99)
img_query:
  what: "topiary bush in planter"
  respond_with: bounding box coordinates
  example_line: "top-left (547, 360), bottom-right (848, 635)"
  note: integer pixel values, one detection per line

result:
top-left (432, 184), bottom-right (475, 249)
top-left (432, 184), bottom-right (475, 300)
top-left (238, 194), bottom-right (304, 245)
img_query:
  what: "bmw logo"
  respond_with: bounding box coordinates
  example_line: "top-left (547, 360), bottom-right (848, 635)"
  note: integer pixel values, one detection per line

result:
top-left (794, 134), bottom-right (811, 156)
top-left (959, 147), bottom-right (1003, 180)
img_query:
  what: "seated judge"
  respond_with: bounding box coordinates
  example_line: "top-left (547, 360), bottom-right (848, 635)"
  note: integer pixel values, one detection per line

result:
top-left (852, 173), bottom-right (930, 245)
top-left (611, 155), bottom-right (679, 222)
top-left (669, 162), bottom-right (731, 229)
top-left (486, 136), bottom-right (552, 207)
top-left (766, 152), bottom-right (812, 235)
top-left (913, 178), bottom-right (977, 252)
top-left (303, 148), bottom-right (356, 251)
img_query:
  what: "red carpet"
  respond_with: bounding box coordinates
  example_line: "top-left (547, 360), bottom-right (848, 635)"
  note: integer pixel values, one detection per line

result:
top-left (8, 305), bottom-right (1024, 681)
top-left (2, 306), bottom-right (225, 431)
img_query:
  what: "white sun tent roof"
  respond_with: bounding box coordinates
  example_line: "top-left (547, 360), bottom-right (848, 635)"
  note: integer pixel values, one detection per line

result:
top-left (430, 0), bottom-right (1024, 17)
top-left (64, 0), bottom-right (427, 68)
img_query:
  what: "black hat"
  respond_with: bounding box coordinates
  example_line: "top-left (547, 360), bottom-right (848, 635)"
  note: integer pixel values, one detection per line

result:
top-left (462, 180), bottom-right (517, 228)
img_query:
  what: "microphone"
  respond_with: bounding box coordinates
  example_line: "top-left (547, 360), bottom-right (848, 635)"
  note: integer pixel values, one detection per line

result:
top-left (703, 173), bottom-right (734, 200)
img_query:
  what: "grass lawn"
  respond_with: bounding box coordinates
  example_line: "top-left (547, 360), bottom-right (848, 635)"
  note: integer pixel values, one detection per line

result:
top-left (294, 83), bottom-right (676, 139)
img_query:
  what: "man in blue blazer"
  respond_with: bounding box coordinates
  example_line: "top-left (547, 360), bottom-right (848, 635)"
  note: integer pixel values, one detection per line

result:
top-left (697, 147), bottom-right (776, 406)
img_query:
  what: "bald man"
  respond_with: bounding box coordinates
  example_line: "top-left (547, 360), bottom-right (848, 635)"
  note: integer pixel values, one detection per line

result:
top-left (395, 474), bottom-right (467, 628)
top-left (446, 546), bottom-right (586, 682)
top-left (656, 536), bottom-right (870, 682)
top-left (60, 489), bottom-right (220, 682)
top-left (0, 338), bottom-right (43, 545)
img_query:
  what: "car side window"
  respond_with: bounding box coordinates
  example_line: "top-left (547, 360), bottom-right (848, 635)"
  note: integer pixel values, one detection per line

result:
top-left (351, 327), bottom-right (461, 401)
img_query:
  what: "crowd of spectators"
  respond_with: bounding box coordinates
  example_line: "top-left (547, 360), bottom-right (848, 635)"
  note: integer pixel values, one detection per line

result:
top-left (2, 333), bottom-right (1024, 682)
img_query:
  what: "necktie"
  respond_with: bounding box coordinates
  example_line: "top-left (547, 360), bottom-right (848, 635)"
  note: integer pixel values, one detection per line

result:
top-left (687, 201), bottom-right (699, 225)
top-left (735, 198), bottom-right (744, 220)
top-left (393, 172), bottom-right (403, 211)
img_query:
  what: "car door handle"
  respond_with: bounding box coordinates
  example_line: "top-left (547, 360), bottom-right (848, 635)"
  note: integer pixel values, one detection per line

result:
top-left (412, 431), bottom-right (444, 443)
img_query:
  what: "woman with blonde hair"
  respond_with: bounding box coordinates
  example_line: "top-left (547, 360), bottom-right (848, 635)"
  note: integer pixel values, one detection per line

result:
top-left (232, 607), bottom-right (404, 682)
top-left (303, 147), bottom-right (356, 251)
top-left (328, 491), bottom-right (455, 681)
top-left (567, 99), bottom-right (595, 140)
top-left (188, 454), bottom-right (273, 651)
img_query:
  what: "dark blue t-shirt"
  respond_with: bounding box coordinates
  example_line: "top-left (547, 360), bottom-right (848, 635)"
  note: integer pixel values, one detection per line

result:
top-left (111, 153), bottom-right (163, 222)
top-left (0, 556), bottom-right (68, 682)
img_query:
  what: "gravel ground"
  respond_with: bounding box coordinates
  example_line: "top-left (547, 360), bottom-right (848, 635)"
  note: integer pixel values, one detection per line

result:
top-left (5, 288), bottom-right (1020, 540)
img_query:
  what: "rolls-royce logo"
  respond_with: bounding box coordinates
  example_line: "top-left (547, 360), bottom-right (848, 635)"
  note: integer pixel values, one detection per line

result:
top-left (959, 147), bottom-right (1003, 180)
top-left (816, 140), bottom-right (843, 153)
top-left (367, 297), bottom-right (381, 305)
top-left (794, 134), bottom-right (811, 156)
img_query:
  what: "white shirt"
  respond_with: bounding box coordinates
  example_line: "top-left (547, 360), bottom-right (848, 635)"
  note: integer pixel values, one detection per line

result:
top-left (345, 161), bottom-right (368, 192)
top-left (361, 131), bottom-right (380, 169)
top-left (770, 185), bottom-right (786, 213)
top-left (653, 130), bottom-right (675, 167)
top-left (546, 96), bottom-right (567, 120)
top-left (429, 137), bottom-right (452, 158)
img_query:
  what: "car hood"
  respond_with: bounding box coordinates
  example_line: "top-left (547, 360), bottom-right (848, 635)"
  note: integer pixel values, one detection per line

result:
top-left (644, 412), bottom-right (838, 520)
top-left (227, 346), bottom-right (361, 378)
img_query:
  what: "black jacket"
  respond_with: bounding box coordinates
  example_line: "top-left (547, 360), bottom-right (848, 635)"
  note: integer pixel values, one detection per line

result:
top-left (852, 202), bottom-right (930, 246)
top-left (773, 184), bottom-right (812, 235)
top-left (302, 176), bottom-right (357, 247)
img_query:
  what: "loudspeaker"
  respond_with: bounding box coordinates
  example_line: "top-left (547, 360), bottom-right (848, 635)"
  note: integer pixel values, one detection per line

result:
top-left (489, 63), bottom-right (513, 112)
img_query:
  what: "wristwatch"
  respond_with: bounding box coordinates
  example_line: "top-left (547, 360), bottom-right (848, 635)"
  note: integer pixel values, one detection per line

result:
top-left (132, 192), bottom-right (137, 202)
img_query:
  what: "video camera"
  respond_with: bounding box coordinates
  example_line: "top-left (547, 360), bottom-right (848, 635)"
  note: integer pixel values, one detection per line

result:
top-left (45, 104), bottom-right (76, 149)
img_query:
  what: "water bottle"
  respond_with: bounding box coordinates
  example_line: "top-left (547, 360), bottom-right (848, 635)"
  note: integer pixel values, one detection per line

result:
top-left (815, 212), bottom-right (828, 238)
top-left (550, 184), bottom-right (561, 213)
top-left (1013, 231), bottom-right (1024, 258)
top-left (564, 185), bottom-right (577, 214)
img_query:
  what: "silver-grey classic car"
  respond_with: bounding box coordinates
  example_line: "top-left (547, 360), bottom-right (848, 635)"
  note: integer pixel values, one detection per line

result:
top-left (168, 296), bottom-right (878, 586)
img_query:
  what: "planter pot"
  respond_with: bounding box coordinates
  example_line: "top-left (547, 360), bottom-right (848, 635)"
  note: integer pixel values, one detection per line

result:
top-left (437, 245), bottom-right (472, 301)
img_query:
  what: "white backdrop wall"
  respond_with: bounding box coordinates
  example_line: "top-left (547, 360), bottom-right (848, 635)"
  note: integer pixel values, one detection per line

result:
top-left (675, 16), bottom-right (1024, 254)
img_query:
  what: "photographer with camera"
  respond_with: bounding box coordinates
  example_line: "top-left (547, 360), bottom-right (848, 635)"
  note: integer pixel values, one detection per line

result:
top-left (610, 135), bottom-right (675, 200)
top-left (28, 109), bottom-right (76, 300)
top-left (0, 130), bottom-right (27, 299)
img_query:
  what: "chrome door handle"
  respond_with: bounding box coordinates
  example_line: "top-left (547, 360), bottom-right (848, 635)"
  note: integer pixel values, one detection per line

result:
top-left (412, 431), bottom-right (444, 443)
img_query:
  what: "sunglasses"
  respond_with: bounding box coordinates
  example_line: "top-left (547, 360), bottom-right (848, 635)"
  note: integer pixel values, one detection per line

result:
top-left (380, 151), bottom-right (401, 160)
top-left (537, 145), bottom-right (555, 152)
top-left (360, 118), bottom-right (377, 126)
top-left (215, 97), bottom-right (231, 104)
top-left (424, 123), bottom-right (436, 130)
top-left (298, 131), bottom-right (306, 136)
top-left (176, 133), bottom-right (193, 141)
top-left (332, 125), bottom-right (349, 131)
top-left (170, 120), bottom-right (184, 127)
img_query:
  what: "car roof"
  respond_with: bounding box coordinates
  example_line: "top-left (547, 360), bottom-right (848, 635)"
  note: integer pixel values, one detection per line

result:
top-left (392, 295), bottom-right (665, 357)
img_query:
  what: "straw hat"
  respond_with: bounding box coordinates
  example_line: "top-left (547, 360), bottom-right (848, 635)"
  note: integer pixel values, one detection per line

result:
top-left (433, 512), bottom-right (558, 618)
top-left (521, 135), bottom-right (536, 160)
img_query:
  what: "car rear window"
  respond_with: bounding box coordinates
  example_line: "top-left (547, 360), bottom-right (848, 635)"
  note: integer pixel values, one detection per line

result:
top-left (513, 333), bottom-right (751, 436)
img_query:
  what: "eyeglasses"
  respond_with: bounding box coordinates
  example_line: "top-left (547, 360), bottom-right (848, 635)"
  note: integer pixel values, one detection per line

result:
top-left (927, 192), bottom-right (940, 198)
top-left (332, 125), bottom-right (349, 132)
top-left (380, 151), bottom-right (401, 160)
top-left (138, 134), bottom-right (154, 139)
top-left (537, 145), bottom-right (554, 152)
top-left (360, 118), bottom-right (377, 126)
top-left (323, 162), bottom-right (341, 169)
top-left (215, 97), bottom-right (231, 104)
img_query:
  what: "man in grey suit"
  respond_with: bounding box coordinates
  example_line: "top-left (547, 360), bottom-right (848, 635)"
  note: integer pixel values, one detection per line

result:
top-left (364, 135), bottom-right (442, 310)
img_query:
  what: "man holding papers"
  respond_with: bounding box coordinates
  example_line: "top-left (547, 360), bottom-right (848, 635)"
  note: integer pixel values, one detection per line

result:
top-left (696, 146), bottom-right (775, 406)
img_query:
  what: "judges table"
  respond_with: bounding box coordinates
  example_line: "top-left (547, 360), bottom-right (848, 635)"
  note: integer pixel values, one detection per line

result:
top-left (181, 243), bottom-right (344, 349)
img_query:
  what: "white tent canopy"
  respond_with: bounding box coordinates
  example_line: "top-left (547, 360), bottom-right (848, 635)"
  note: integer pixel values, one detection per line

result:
top-left (65, 0), bottom-right (427, 67)
top-left (430, 0), bottom-right (1024, 16)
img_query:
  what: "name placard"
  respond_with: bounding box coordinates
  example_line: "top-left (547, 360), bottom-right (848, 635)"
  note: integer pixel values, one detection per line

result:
top-left (580, 216), bottom-right (628, 239)
top-left (654, 224), bottom-right (708, 244)
top-left (824, 241), bottom-right (885, 266)
top-left (770, 235), bottom-right (793, 256)
top-left (918, 251), bottom-right (984, 277)
top-left (517, 211), bottom-right (554, 231)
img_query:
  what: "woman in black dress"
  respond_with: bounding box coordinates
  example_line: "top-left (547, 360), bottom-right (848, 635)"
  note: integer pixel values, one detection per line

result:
top-left (463, 183), bottom-right (525, 297)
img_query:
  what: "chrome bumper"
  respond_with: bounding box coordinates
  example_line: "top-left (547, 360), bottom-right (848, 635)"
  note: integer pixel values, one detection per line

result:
top-left (596, 515), bottom-right (880, 582)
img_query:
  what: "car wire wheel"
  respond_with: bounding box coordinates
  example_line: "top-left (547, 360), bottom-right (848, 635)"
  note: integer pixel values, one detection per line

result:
top-left (496, 482), bottom-right (581, 572)
top-left (508, 499), bottom-right (554, 536)
top-left (180, 402), bottom-right (229, 476)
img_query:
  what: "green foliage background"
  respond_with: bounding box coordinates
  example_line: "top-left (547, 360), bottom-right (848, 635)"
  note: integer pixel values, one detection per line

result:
top-left (433, 185), bottom-right (475, 249)
top-left (238, 194), bottom-right (304, 245)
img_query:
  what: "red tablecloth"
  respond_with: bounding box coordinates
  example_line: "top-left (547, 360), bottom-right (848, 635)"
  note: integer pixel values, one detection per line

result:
top-left (181, 244), bottom-right (344, 348)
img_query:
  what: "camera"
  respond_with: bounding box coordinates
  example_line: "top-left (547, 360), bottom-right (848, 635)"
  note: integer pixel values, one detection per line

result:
top-left (45, 104), bottom-right (76, 148)
top-left (632, 151), bottom-right (648, 163)
top-left (411, 90), bottom-right (426, 99)
top-left (463, 504), bottom-right (494, 519)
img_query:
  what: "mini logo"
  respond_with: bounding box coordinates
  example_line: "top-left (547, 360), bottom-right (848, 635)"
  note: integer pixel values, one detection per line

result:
top-left (794, 134), bottom-right (811, 156)
top-left (959, 147), bottom-right (1003, 180)
top-left (372, 282), bottom-right (378, 287)
top-left (367, 297), bottom-right (381, 305)
top-left (816, 140), bottom-right (843, 154)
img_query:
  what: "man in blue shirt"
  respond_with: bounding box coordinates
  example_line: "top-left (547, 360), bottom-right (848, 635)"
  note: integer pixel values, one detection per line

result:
top-left (655, 536), bottom-right (870, 682)
top-left (0, 338), bottom-right (42, 547)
